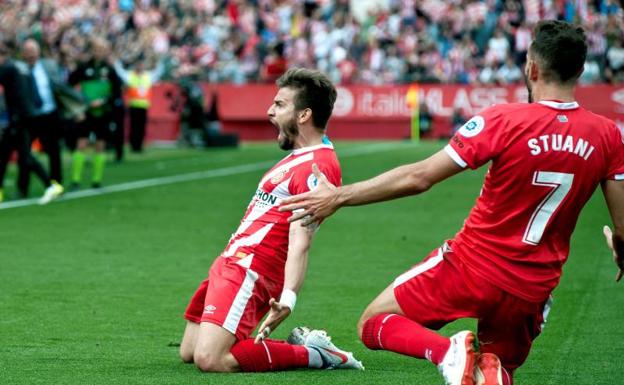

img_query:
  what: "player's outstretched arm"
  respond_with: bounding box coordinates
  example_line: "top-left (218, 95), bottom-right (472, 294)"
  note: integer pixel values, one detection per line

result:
top-left (280, 149), bottom-right (464, 225)
top-left (255, 221), bottom-right (314, 343)
top-left (602, 180), bottom-right (624, 282)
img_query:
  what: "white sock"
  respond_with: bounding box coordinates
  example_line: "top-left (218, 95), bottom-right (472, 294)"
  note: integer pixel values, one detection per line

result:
top-left (306, 346), bottom-right (323, 368)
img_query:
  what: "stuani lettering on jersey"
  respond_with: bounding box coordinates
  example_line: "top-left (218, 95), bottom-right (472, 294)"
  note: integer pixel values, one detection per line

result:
top-left (527, 134), bottom-right (595, 160)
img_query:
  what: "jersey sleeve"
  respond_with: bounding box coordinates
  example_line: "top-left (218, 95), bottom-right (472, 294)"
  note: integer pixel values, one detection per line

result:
top-left (606, 125), bottom-right (624, 181)
top-left (445, 106), bottom-right (508, 169)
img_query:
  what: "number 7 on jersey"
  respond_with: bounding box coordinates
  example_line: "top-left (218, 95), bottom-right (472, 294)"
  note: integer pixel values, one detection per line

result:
top-left (523, 171), bottom-right (574, 245)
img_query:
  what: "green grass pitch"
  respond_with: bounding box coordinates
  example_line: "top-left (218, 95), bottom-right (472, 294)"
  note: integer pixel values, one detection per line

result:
top-left (0, 141), bottom-right (622, 384)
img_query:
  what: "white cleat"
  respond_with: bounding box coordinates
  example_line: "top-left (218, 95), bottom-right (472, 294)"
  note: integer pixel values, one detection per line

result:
top-left (438, 330), bottom-right (477, 385)
top-left (287, 326), bottom-right (311, 345)
top-left (38, 181), bottom-right (64, 205)
top-left (304, 329), bottom-right (364, 370)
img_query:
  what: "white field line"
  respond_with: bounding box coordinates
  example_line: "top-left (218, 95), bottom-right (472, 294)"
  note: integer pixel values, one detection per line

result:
top-left (0, 142), bottom-right (418, 211)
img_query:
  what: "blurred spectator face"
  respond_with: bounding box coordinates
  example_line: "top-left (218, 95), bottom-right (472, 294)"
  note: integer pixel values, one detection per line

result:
top-left (22, 39), bottom-right (40, 66)
top-left (91, 39), bottom-right (110, 61)
top-left (267, 87), bottom-right (299, 150)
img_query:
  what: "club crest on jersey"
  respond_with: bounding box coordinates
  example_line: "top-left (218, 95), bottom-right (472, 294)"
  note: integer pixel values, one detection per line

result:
top-left (271, 169), bottom-right (288, 184)
top-left (458, 116), bottom-right (485, 138)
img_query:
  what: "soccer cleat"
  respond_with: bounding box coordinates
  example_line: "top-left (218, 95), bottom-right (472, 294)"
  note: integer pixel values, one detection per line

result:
top-left (474, 353), bottom-right (503, 385)
top-left (438, 330), bottom-right (477, 385)
top-left (304, 329), bottom-right (364, 370)
top-left (287, 326), bottom-right (311, 345)
top-left (38, 181), bottom-right (64, 205)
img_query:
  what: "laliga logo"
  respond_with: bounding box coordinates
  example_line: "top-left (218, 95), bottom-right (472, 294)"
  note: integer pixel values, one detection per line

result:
top-left (333, 87), bottom-right (354, 117)
top-left (458, 116), bottom-right (485, 138)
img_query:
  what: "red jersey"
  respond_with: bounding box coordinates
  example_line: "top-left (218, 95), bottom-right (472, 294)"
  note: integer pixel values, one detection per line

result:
top-left (221, 143), bottom-right (341, 283)
top-left (445, 100), bottom-right (624, 302)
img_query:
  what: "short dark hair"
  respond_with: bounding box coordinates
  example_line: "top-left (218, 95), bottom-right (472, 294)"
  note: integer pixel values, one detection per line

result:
top-left (276, 68), bottom-right (337, 130)
top-left (529, 20), bottom-right (587, 84)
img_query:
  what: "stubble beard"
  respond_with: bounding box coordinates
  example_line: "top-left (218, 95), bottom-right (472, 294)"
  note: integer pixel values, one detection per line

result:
top-left (525, 77), bottom-right (533, 103)
top-left (277, 117), bottom-right (299, 151)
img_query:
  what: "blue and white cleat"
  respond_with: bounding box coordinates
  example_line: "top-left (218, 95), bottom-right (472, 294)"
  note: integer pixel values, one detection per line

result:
top-left (304, 329), bottom-right (364, 370)
top-left (287, 326), bottom-right (311, 345)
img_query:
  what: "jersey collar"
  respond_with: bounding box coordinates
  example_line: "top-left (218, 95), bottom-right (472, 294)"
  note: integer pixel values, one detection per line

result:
top-left (291, 143), bottom-right (334, 156)
top-left (537, 100), bottom-right (579, 110)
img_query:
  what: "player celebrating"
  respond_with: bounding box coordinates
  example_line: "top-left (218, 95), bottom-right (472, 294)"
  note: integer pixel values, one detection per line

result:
top-left (179, 68), bottom-right (363, 373)
top-left (280, 21), bottom-right (624, 385)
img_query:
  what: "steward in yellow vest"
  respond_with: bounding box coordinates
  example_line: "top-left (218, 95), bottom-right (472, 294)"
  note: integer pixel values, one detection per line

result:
top-left (113, 58), bottom-right (164, 152)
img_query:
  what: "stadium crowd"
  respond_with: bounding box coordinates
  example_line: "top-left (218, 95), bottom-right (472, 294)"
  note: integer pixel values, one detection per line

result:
top-left (0, 0), bottom-right (622, 86)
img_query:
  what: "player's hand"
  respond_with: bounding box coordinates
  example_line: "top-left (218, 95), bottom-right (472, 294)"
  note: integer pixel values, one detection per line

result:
top-left (279, 164), bottom-right (338, 226)
top-left (603, 225), bottom-right (623, 282)
top-left (254, 298), bottom-right (291, 344)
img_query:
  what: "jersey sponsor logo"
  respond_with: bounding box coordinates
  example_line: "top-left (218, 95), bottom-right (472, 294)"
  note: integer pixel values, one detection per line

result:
top-left (203, 305), bottom-right (216, 314)
top-left (458, 116), bottom-right (485, 138)
top-left (255, 189), bottom-right (279, 205)
top-left (527, 134), bottom-right (595, 160)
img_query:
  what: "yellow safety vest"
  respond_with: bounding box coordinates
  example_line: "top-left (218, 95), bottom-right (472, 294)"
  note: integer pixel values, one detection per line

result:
top-left (126, 72), bottom-right (152, 109)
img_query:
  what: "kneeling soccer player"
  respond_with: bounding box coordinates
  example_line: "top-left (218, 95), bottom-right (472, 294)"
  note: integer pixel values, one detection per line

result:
top-left (179, 68), bottom-right (363, 373)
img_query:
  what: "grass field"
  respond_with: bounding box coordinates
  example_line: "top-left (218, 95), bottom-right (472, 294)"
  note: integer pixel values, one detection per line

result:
top-left (0, 141), bottom-right (622, 384)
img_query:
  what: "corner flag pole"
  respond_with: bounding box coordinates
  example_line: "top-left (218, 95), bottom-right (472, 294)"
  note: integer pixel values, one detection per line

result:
top-left (406, 84), bottom-right (419, 142)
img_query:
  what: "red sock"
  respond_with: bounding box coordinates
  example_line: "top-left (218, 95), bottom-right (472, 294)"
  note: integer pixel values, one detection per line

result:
top-left (361, 313), bottom-right (451, 364)
top-left (230, 339), bottom-right (309, 372)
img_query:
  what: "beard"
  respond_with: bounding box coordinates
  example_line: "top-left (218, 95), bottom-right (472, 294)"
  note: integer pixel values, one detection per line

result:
top-left (524, 76), bottom-right (533, 103)
top-left (276, 116), bottom-right (299, 150)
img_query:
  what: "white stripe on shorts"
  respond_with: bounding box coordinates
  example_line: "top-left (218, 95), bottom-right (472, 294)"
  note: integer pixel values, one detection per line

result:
top-left (393, 248), bottom-right (444, 288)
top-left (222, 269), bottom-right (259, 334)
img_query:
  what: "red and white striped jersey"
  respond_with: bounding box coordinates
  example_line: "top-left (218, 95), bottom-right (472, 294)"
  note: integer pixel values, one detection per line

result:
top-left (445, 100), bottom-right (624, 302)
top-left (221, 143), bottom-right (341, 283)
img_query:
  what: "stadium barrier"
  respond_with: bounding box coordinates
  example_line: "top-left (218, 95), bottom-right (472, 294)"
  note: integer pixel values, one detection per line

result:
top-left (3, 83), bottom-right (622, 143)
top-left (146, 83), bottom-right (624, 142)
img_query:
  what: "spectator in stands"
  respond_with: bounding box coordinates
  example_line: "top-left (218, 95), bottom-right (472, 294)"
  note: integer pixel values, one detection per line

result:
top-left (580, 58), bottom-right (603, 84)
top-left (0, 0), bottom-right (620, 86)
top-left (478, 62), bottom-right (497, 84)
top-left (496, 56), bottom-right (523, 84)
top-left (486, 28), bottom-right (511, 65)
top-left (261, 42), bottom-right (288, 83)
top-left (607, 39), bottom-right (624, 83)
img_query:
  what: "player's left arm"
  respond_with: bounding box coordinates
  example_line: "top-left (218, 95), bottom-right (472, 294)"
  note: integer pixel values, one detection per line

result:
top-left (280, 150), bottom-right (464, 225)
top-left (255, 221), bottom-right (314, 343)
top-left (601, 179), bottom-right (624, 282)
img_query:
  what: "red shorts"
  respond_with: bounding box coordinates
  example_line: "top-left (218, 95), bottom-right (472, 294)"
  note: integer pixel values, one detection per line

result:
top-left (393, 245), bottom-right (552, 372)
top-left (184, 257), bottom-right (282, 341)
